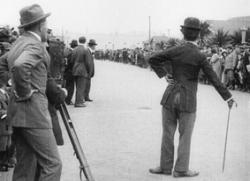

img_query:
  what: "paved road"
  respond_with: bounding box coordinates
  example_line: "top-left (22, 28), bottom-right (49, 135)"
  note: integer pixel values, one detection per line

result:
top-left (60, 60), bottom-right (250, 181)
top-left (1, 60), bottom-right (250, 181)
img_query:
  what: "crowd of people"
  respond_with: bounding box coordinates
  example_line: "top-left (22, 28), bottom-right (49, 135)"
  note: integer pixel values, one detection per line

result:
top-left (94, 44), bottom-right (250, 93)
top-left (95, 48), bottom-right (150, 68)
top-left (200, 45), bottom-right (250, 92)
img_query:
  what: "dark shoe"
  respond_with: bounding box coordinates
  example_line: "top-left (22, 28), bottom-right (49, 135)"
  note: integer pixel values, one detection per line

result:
top-left (74, 103), bottom-right (86, 107)
top-left (173, 170), bottom-right (199, 177)
top-left (85, 98), bottom-right (93, 102)
top-left (66, 101), bottom-right (74, 105)
top-left (149, 167), bottom-right (172, 175)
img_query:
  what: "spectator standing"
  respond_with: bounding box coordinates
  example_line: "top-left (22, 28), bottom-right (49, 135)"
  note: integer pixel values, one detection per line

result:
top-left (84, 39), bottom-right (97, 102)
top-left (64, 40), bottom-right (78, 105)
top-left (210, 48), bottom-right (223, 80)
top-left (72, 36), bottom-right (88, 107)
top-left (6, 4), bottom-right (62, 180)
top-left (224, 46), bottom-right (240, 89)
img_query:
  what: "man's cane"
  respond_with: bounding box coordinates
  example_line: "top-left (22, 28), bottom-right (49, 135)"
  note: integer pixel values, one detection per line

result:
top-left (222, 99), bottom-right (237, 172)
top-left (222, 107), bottom-right (231, 172)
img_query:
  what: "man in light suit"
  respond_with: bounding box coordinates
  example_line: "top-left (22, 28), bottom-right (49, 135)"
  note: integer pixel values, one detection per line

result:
top-left (148, 17), bottom-right (235, 177)
top-left (6, 4), bottom-right (62, 181)
top-left (84, 39), bottom-right (97, 102)
top-left (72, 36), bottom-right (88, 107)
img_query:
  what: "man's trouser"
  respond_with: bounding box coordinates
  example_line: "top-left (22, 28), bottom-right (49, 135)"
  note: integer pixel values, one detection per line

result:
top-left (13, 128), bottom-right (62, 181)
top-left (84, 78), bottom-right (91, 100)
top-left (160, 92), bottom-right (196, 172)
top-left (75, 76), bottom-right (86, 105)
top-left (64, 74), bottom-right (75, 104)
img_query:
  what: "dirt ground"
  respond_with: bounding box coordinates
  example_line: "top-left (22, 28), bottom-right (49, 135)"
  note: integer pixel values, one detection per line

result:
top-left (1, 60), bottom-right (250, 181)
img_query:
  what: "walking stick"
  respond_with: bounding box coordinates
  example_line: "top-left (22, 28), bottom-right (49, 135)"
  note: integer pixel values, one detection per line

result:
top-left (222, 108), bottom-right (232, 172)
top-left (58, 103), bottom-right (95, 181)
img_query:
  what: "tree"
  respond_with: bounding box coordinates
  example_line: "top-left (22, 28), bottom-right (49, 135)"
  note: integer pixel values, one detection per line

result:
top-left (199, 21), bottom-right (212, 46)
top-left (231, 29), bottom-right (242, 44)
top-left (166, 38), bottom-right (182, 47)
top-left (245, 28), bottom-right (250, 43)
top-left (209, 29), bottom-right (231, 47)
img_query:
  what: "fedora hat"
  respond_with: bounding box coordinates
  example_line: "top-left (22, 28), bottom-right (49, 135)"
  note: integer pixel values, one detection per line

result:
top-left (88, 39), bottom-right (97, 46)
top-left (18, 4), bottom-right (51, 28)
top-left (181, 17), bottom-right (201, 30)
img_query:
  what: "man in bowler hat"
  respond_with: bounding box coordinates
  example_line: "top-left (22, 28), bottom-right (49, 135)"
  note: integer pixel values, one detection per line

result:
top-left (148, 17), bottom-right (235, 177)
top-left (84, 39), bottom-right (97, 102)
top-left (6, 4), bottom-right (62, 181)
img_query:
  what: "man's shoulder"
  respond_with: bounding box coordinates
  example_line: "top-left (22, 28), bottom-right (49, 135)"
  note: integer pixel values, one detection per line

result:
top-left (8, 36), bottom-right (44, 61)
top-left (74, 45), bottom-right (87, 53)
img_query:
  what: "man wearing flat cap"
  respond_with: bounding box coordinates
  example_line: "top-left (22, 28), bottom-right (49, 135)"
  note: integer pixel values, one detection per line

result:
top-left (6, 4), bottom-right (62, 181)
top-left (148, 17), bottom-right (236, 177)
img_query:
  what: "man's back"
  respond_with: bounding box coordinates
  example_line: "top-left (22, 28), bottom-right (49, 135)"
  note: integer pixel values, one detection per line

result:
top-left (149, 42), bottom-right (231, 112)
top-left (72, 45), bottom-right (89, 77)
top-left (7, 32), bottom-right (52, 128)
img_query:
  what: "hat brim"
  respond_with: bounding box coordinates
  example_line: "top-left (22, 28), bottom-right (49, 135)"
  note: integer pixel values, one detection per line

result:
top-left (18, 12), bottom-right (51, 29)
top-left (181, 25), bottom-right (201, 30)
top-left (89, 43), bottom-right (97, 46)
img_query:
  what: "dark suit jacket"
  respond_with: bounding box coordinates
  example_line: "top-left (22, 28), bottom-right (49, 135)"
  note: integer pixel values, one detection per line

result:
top-left (149, 42), bottom-right (232, 112)
top-left (0, 54), bottom-right (10, 85)
top-left (72, 45), bottom-right (94, 78)
top-left (63, 48), bottom-right (74, 79)
top-left (86, 48), bottom-right (95, 78)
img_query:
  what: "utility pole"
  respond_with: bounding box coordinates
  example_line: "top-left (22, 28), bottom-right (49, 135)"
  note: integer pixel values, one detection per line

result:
top-left (149, 16), bottom-right (151, 42)
top-left (61, 27), bottom-right (64, 42)
top-left (149, 16), bottom-right (151, 49)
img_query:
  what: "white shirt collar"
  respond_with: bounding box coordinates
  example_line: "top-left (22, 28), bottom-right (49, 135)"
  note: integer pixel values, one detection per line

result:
top-left (78, 43), bottom-right (85, 47)
top-left (0, 88), bottom-right (6, 95)
top-left (186, 41), bottom-right (198, 47)
top-left (88, 47), bottom-right (94, 54)
top-left (28, 31), bottom-right (41, 42)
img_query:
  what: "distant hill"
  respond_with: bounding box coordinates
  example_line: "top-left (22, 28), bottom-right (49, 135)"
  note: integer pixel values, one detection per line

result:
top-left (207, 16), bottom-right (250, 34)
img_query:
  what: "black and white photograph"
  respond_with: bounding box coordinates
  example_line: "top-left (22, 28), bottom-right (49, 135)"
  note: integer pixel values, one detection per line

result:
top-left (0, 0), bottom-right (249, 180)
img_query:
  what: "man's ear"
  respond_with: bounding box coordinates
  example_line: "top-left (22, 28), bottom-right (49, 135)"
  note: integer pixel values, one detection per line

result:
top-left (180, 28), bottom-right (184, 34)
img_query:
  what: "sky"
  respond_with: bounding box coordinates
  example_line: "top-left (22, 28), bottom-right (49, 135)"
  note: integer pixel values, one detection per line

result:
top-left (1, 0), bottom-right (250, 48)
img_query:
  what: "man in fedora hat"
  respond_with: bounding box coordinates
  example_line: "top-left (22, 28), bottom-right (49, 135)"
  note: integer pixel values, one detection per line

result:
top-left (6, 4), bottom-right (62, 181)
top-left (148, 17), bottom-right (235, 177)
top-left (84, 39), bottom-right (97, 102)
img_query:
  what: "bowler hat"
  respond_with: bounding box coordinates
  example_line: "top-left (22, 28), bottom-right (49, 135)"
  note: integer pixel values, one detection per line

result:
top-left (18, 4), bottom-right (51, 28)
top-left (79, 36), bottom-right (86, 44)
top-left (226, 44), bottom-right (233, 49)
top-left (181, 17), bottom-right (201, 30)
top-left (88, 39), bottom-right (97, 46)
top-left (70, 40), bottom-right (78, 47)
